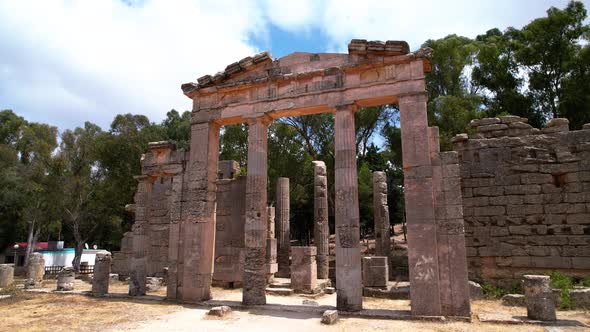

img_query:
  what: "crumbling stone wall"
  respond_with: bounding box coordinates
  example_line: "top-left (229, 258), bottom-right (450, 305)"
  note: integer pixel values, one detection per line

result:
top-left (454, 116), bottom-right (590, 287)
top-left (213, 163), bottom-right (246, 286)
top-left (113, 143), bottom-right (248, 285)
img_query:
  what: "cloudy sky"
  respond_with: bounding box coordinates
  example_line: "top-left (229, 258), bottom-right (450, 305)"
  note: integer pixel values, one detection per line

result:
top-left (0, 0), bottom-right (587, 130)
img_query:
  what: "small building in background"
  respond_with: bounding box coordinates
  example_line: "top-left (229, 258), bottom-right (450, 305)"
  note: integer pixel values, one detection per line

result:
top-left (0, 241), bottom-right (106, 274)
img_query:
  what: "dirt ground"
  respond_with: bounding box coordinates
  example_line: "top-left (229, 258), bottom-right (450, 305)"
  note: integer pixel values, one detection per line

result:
top-left (1, 280), bottom-right (589, 332)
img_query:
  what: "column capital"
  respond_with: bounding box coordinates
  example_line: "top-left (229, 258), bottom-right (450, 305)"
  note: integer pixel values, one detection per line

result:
top-left (245, 114), bottom-right (273, 126)
top-left (398, 91), bottom-right (428, 104)
top-left (332, 102), bottom-right (358, 112)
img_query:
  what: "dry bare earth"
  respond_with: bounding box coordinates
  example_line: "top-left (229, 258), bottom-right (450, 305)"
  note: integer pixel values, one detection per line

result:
top-left (2, 283), bottom-right (588, 332)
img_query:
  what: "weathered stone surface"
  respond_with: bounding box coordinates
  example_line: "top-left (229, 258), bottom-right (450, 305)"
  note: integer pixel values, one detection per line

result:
top-left (276, 177), bottom-right (290, 278)
top-left (208, 306), bottom-right (232, 317)
top-left (523, 275), bottom-right (556, 321)
top-left (93, 251), bottom-right (112, 296)
top-left (456, 119), bottom-right (590, 285)
top-left (321, 310), bottom-right (339, 325)
top-left (373, 172), bottom-right (391, 261)
top-left (146, 277), bottom-right (163, 292)
top-left (502, 294), bottom-right (526, 307)
top-left (313, 161), bottom-right (330, 280)
top-left (291, 246), bottom-right (317, 293)
top-left (24, 253), bottom-right (44, 289)
top-left (56, 267), bottom-right (75, 291)
top-left (243, 117), bottom-right (269, 306)
top-left (334, 105), bottom-right (362, 312)
top-left (0, 264), bottom-right (14, 288)
top-left (469, 281), bottom-right (484, 300)
top-left (362, 256), bottom-right (388, 288)
top-left (400, 95), bottom-right (441, 317)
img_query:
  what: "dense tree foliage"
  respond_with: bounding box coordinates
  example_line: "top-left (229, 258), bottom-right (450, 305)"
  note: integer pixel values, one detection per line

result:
top-left (1, 1), bottom-right (588, 254)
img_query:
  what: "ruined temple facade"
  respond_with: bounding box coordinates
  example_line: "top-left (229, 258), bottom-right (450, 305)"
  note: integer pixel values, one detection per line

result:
top-left (119, 39), bottom-right (474, 317)
top-left (454, 117), bottom-right (590, 287)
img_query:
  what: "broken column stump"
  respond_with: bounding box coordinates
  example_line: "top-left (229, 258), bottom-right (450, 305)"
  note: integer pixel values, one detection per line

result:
top-left (362, 256), bottom-right (388, 288)
top-left (291, 246), bottom-right (318, 293)
top-left (24, 253), bottom-right (45, 289)
top-left (523, 275), bottom-right (556, 321)
top-left (56, 267), bottom-right (75, 291)
top-left (93, 251), bottom-right (112, 296)
top-left (0, 264), bottom-right (14, 288)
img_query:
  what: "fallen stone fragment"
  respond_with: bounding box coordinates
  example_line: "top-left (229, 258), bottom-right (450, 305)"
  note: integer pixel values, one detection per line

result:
top-left (469, 281), bottom-right (484, 300)
top-left (321, 310), bottom-right (338, 325)
top-left (324, 287), bottom-right (336, 294)
top-left (502, 294), bottom-right (526, 307)
top-left (208, 306), bottom-right (231, 317)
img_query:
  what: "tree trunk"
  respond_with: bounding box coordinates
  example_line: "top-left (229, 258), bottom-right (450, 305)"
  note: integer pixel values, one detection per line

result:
top-left (72, 240), bottom-right (84, 272)
top-left (24, 220), bottom-right (36, 267)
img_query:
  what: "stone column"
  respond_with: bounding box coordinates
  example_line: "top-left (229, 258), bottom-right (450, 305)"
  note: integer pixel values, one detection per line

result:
top-left (56, 267), bottom-right (75, 291)
top-left (93, 251), bottom-right (112, 296)
top-left (275, 177), bottom-right (290, 278)
top-left (334, 104), bottom-right (362, 312)
top-left (243, 116), bottom-right (269, 305)
top-left (166, 174), bottom-right (184, 300)
top-left (430, 126), bottom-right (471, 317)
top-left (266, 206), bottom-right (278, 282)
top-left (373, 171), bottom-right (390, 258)
top-left (24, 252), bottom-right (44, 289)
top-left (0, 264), bottom-right (14, 287)
top-left (523, 275), bottom-right (556, 321)
top-left (129, 176), bottom-right (151, 296)
top-left (399, 92), bottom-right (441, 316)
top-left (313, 161), bottom-right (330, 280)
top-left (291, 246), bottom-right (317, 293)
top-left (180, 121), bottom-right (220, 302)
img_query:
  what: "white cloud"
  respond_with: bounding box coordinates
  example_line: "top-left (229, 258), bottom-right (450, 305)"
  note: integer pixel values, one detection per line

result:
top-left (0, 0), bottom-right (587, 130)
top-left (0, 0), bottom-right (265, 129)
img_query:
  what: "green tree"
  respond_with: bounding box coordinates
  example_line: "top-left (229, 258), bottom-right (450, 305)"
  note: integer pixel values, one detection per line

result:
top-left (472, 28), bottom-right (542, 127)
top-left (516, 0), bottom-right (589, 119)
top-left (59, 122), bottom-right (105, 271)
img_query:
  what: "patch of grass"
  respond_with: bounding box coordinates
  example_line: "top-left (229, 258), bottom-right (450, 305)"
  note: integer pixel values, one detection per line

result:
top-left (550, 271), bottom-right (573, 310)
top-left (577, 278), bottom-right (590, 288)
top-left (481, 283), bottom-right (509, 299)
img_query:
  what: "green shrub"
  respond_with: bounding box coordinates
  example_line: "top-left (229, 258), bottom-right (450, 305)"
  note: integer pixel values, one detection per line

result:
top-left (550, 271), bottom-right (573, 310)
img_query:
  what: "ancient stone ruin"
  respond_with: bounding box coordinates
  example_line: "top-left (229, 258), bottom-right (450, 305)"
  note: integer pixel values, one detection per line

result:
top-left (115, 39), bottom-right (474, 317)
top-left (454, 116), bottom-right (590, 288)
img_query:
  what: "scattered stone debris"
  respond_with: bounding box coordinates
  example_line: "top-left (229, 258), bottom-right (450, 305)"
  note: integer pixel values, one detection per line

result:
top-left (321, 310), bottom-right (338, 325)
top-left (324, 287), bottom-right (336, 294)
top-left (208, 306), bottom-right (231, 317)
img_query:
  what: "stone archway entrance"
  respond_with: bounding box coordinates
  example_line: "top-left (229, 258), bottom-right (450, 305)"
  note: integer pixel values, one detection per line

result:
top-left (130, 39), bottom-right (470, 317)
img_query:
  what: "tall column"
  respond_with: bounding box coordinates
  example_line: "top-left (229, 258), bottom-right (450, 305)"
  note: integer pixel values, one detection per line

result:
top-left (275, 177), bottom-right (290, 278)
top-left (334, 104), bottom-right (362, 312)
top-left (93, 251), bottom-right (112, 296)
top-left (399, 92), bottom-right (442, 316)
top-left (180, 121), bottom-right (219, 302)
top-left (243, 116), bottom-right (269, 305)
top-left (167, 173), bottom-right (184, 300)
top-left (313, 161), bottom-right (329, 280)
top-left (129, 176), bottom-right (151, 296)
top-left (373, 171), bottom-right (390, 258)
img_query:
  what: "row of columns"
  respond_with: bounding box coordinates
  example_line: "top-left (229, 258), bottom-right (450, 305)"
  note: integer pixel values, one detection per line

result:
top-left (128, 91), bottom-right (469, 316)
